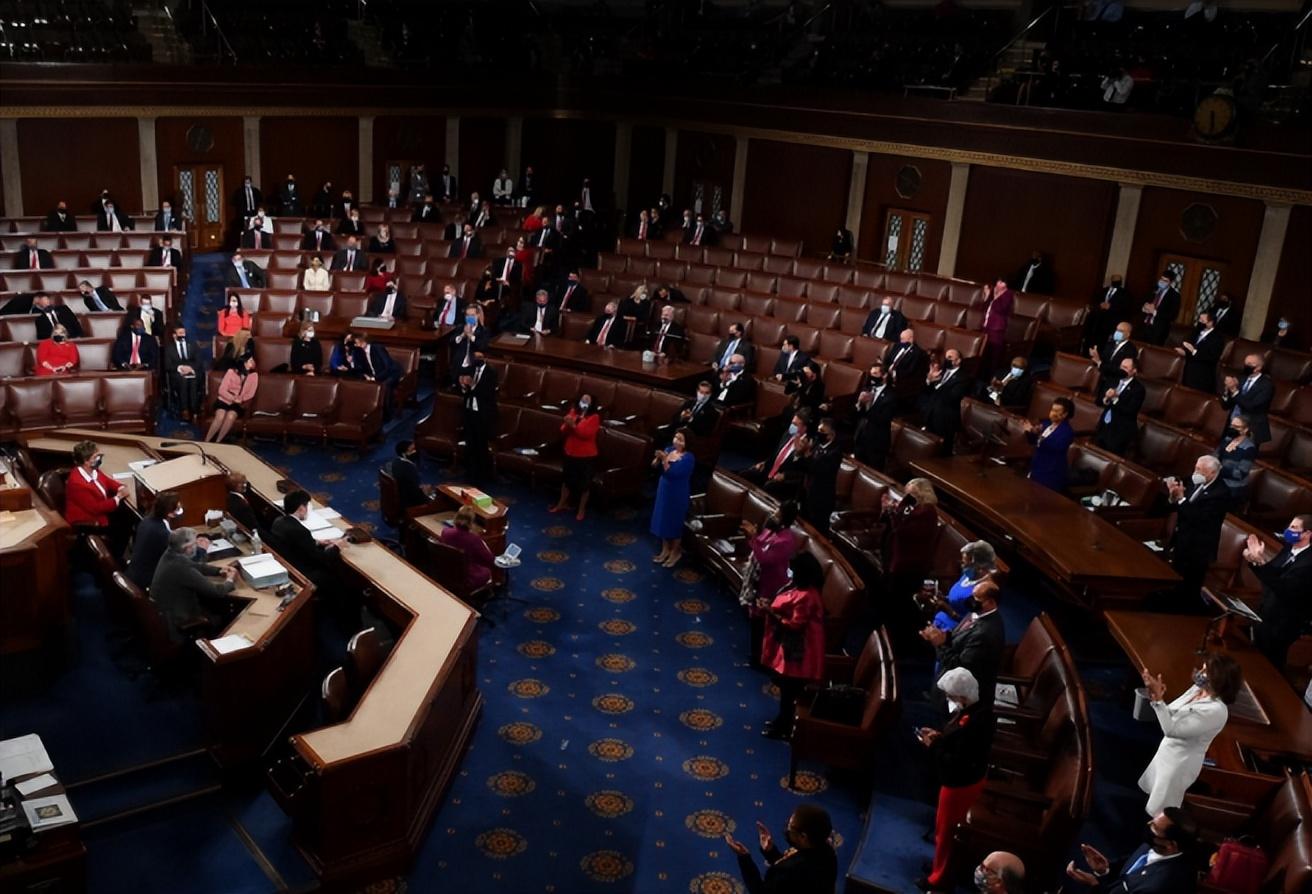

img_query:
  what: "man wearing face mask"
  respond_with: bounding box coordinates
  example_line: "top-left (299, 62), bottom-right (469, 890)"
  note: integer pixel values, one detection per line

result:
top-left (1091, 321), bottom-right (1138, 394)
top-left (1261, 315), bottom-right (1298, 350)
top-left (1067, 808), bottom-right (1199, 893)
top-left (1210, 292), bottom-right (1240, 337)
top-left (986, 356), bottom-right (1032, 410)
top-left (1220, 353), bottom-right (1273, 445)
top-left (712, 322), bottom-right (754, 372)
top-left (449, 306), bottom-right (488, 381)
top-left (715, 354), bottom-right (755, 407)
top-left (31, 292), bottom-right (84, 339)
top-left (1094, 357), bottom-right (1144, 456)
top-left (388, 440), bottom-right (431, 510)
top-left (1245, 515), bottom-right (1312, 670)
top-left (1139, 271), bottom-right (1181, 345)
top-left (112, 317), bottom-right (159, 370)
top-left (724, 803), bottom-right (837, 893)
top-left (128, 491), bottom-right (186, 590)
top-left (862, 297), bottom-right (907, 341)
top-left (854, 362), bottom-right (896, 470)
top-left (1087, 273), bottom-right (1130, 350)
top-left (921, 349), bottom-right (969, 453)
top-left (277, 174), bottom-right (302, 216)
top-left (43, 200), bottom-right (77, 233)
top-left (884, 328), bottom-right (929, 413)
top-left (972, 852), bottom-right (1024, 894)
top-left (153, 201), bottom-right (180, 233)
top-left (585, 301), bottom-right (626, 348)
top-left (802, 418), bottom-right (841, 533)
top-left (920, 578), bottom-right (1005, 711)
top-left (1164, 455), bottom-right (1230, 612)
top-left (1176, 310), bottom-right (1225, 393)
top-left (743, 411), bottom-right (811, 499)
top-left (459, 355), bottom-right (498, 482)
top-left (164, 322), bottom-right (202, 420)
top-left (300, 220), bottom-right (336, 252)
top-left (671, 380), bottom-right (721, 439)
top-left (225, 473), bottom-right (259, 533)
top-left (131, 296), bottom-right (162, 337)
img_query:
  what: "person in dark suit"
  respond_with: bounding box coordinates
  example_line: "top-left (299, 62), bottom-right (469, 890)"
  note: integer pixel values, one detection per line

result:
top-left (43, 201), bottom-right (77, 232)
top-left (31, 294), bottom-right (83, 339)
top-left (585, 301), bottom-right (626, 347)
top-left (742, 410), bottom-right (812, 500)
top-left (96, 202), bottom-right (133, 231)
top-left (682, 213), bottom-right (714, 247)
top-left (803, 419), bottom-right (842, 532)
top-left (149, 528), bottom-right (238, 643)
top-left (921, 576), bottom-right (1005, 710)
top-left (714, 358), bottom-right (754, 408)
top-left (438, 166), bottom-right (457, 202)
top-left (1024, 397), bottom-right (1076, 492)
top-left (987, 356), bottom-right (1033, 410)
top-left (828, 227), bottom-right (854, 262)
top-left (1210, 293), bottom-right (1241, 338)
top-left (1066, 808), bottom-right (1199, 894)
top-left (0, 294), bottom-right (35, 315)
top-left (460, 357), bottom-right (498, 482)
top-left (300, 220), bottom-right (336, 252)
top-left (336, 210), bottom-right (365, 239)
top-left (77, 280), bottom-right (122, 312)
top-left (12, 238), bottom-right (53, 270)
top-left (129, 296), bottom-right (163, 338)
top-left (163, 321), bottom-right (203, 419)
top-left (128, 491), bottom-right (183, 590)
top-left (712, 323), bottom-right (754, 372)
top-left (448, 224), bottom-right (483, 260)
top-left (153, 201), bottom-right (180, 232)
top-left (854, 362), bottom-right (896, 471)
top-left (270, 491), bottom-right (342, 589)
top-left (146, 237), bottom-right (182, 269)
top-left (724, 804), bottom-right (837, 894)
top-left (772, 336), bottom-right (810, 383)
top-left (1165, 455), bottom-right (1231, 612)
top-left (411, 195), bottom-right (439, 223)
top-left (276, 174), bottom-right (302, 216)
top-left (517, 289), bottom-right (559, 335)
top-left (112, 318), bottom-right (159, 370)
top-left (884, 328), bottom-right (929, 413)
top-left (921, 348), bottom-right (970, 453)
top-left (1091, 322), bottom-right (1139, 394)
top-left (631, 208), bottom-right (654, 240)
top-left (223, 252), bottom-right (266, 288)
top-left (653, 283), bottom-right (687, 306)
top-left (1087, 274), bottom-right (1131, 350)
top-left (783, 363), bottom-right (826, 420)
top-left (648, 304), bottom-right (686, 358)
top-left (448, 307), bottom-right (489, 378)
top-left (232, 177), bottom-right (262, 221)
top-left (367, 282), bottom-right (408, 321)
top-left (1139, 271), bottom-right (1181, 345)
top-left (1010, 250), bottom-right (1054, 294)
top-left (330, 237), bottom-right (367, 272)
top-left (1245, 515), bottom-right (1312, 669)
top-left (863, 296), bottom-right (907, 341)
top-left (225, 473), bottom-right (259, 533)
top-left (1094, 357), bottom-right (1145, 456)
top-left (332, 190), bottom-right (357, 221)
top-left (915, 665), bottom-right (996, 894)
top-left (1220, 353), bottom-right (1274, 445)
top-left (389, 440), bottom-right (431, 509)
top-left (552, 271), bottom-right (589, 315)
top-left (354, 331), bottom-right (399, 394)
top-left (1176, 311), bottom-right (1225, 393)
top-left (530, 223), bottom-right (560, 252)
top-left (491, 247), bottom-right (522, 303)
top-left (669, 381), bottom-right (721, 439)
top-left (308, 181), bottom-right (333, 218)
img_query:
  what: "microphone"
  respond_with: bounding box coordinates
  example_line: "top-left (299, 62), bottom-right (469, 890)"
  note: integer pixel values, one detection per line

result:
top-left (160, 440), bottom-right (210, 466)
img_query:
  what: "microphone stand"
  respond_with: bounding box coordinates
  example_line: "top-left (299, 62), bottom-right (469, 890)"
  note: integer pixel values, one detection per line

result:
top-left (159, 440), bottom-right (210, 466)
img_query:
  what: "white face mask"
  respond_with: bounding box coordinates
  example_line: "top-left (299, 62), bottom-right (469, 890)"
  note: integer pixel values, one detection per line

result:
top-left (1191, 472), bottom-right (1207, 487)
top-left (947, 699), bottom-right (963, 713)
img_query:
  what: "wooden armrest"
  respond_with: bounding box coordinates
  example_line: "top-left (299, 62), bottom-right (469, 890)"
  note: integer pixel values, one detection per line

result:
top-left (1190, 765), bottom-right (1282, 807)
top-left (995, 672), bottom-right (1035, 688)
top-left (983, 781), bottom-right (1052, 808)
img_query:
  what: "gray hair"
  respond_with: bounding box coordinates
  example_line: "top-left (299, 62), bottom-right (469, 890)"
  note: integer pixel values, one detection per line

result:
top-left (961, 540), bottom-right (996, 569)
top-left (937, 667), bottom-right (979, 705)
top-left (1197, 455), bottom-right (1221, 475)
top-left (168, 527), bottom-right (198, 553)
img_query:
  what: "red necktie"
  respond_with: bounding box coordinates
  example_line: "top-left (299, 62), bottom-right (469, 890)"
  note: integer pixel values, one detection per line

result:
top-left (30, 250), bottom-right (37, 270)
top-left (598, 317), bottom-right (613, 345)
top-left (693, 225), bottom-right (703, 246)
top-left (639, 221), bottom-right (647, 239)
top-left (768, 437), bottom-right (796, 478)
top-left (130, 334), bottom-right (141, 366)
top-left (563, 285), bottom-right (575, 310)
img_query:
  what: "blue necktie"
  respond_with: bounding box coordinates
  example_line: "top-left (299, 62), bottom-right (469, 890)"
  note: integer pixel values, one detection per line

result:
top-left (237, 265), bottom-right (250, 288)
top-left (1126, 852), bottom-right (1149, 875)
top-left (721, 339), bottom-right (737, 367)
top-left (92, 291), bottom-right (106, 311)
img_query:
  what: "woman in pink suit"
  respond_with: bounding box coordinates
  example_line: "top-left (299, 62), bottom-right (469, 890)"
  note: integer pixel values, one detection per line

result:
top-left (440, 506), bottom-right (496, 591)
top-left (740, 502), bottom-right (799, 664)
top-left (759, 551), bottom-right (827, 739)
top-left (979, 278), bottom-right (1014, 379)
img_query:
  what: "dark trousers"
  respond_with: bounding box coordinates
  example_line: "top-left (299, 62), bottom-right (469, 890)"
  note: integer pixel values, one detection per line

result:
top-left (168, 371), bottom-right (200, 413)
top-left (773, 674), bottom-right (806, 732)
top-left (462, 413), bottom-right (493, 481)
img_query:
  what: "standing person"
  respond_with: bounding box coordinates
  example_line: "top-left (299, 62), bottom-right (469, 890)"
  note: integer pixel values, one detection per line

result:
top-left (803, 418), bottom-right (842, 533)
top-left (440, 506), bottom-right (496, 592)
top-left (724, 804), bottom-right (838, 893)
top-left (551, 393), bottom-right (601, 521)
top-left (758, 552), bottom-right (827, 740)
top-left (1176, 310), bottom-right (1224, 393)
top-left (1244, 517), bottom-right (1312, 670)
top-left (921, 349), bottom-right (969, 452)
top-left (1094, 357), bottom-right (1145, 456)
top-left (1140, 271), bottom-right (1181, 345)
top-left (915, 668), bottom-right (995, 894)
top-left (1164, 455), bottom-right (1230, 612)
top-left (927, 541), bottom-right (996, 632)
top-left (1220, 353), bottom-right (1273, 445)
top-left (739, 503), bottom-right (800, 667)
top-left (1023, 397), bottom-right (1076, 492)
top-left (920, 579), bottom-right (1006, 711)
top-left (205, 356), bottom-right (258, 443)
top-left (882, 479), bottom-right (940, 622)
top-left (979, 278), bottom-right (1014, 378)
top-left (460, 356), bottom-right (498, 482)
top-left (650, 428), bottom-right (695, 567)
top-left (1137, 652), bottom-right (1240, 815)
top-left (853, 363), bottom-right (896, 471)
top-left (1216, 415), bottom-right (1257, 497)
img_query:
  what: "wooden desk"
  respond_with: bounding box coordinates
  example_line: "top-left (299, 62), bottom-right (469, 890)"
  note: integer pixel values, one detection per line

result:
top-left (0, 467), bottom-right (72, 655)
top-left (0, 738), bottom-right (86, 894)
top-left (135, 454), bottom-right (229, 528)
top-left (32, 429), bottom-right (481, 886)
top-left (488, 332), bottom-right (708, 391)
top-left (911, 455), bottom-right (1180, 608)
top-left (285, 315), bottom-right (451, 350)
top-left (430, 483), bottom-right (508, 552)
top-left (1104, 611), bottom-right (1312, 774)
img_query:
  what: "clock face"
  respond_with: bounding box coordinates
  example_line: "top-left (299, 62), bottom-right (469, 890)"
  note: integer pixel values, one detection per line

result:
top-left (1194, 96), bottom-right (1234, 138)
top-left (186, 124), bottom-right (214, 153)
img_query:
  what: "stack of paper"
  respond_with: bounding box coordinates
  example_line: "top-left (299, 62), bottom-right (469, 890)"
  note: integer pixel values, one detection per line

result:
top-left (208, 633), bottom-right (253, 655)
top-left (236, 554), bottom-right (289, 588)
top-left (127, 459), bottom-right (158, 474)
top-left (298, 511), bottom-right (334, 532)
top-left (311, 527), bottom-right (342, 543)
top-left (0, 734), bottom-right (53, 781)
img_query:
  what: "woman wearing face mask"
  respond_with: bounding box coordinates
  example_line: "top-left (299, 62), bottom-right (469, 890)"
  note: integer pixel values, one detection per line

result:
top-left (552, 393), bottom-right (602, 520)
top-left (915, 667), bottom-right (995, 894)
top-left (329, 334), bottom-right (361, 377)
top-left (217, 295), bottom-right (251, 337)
top-left (64, 439), bottom-right (126, 529)
top-left (128, 490), bottom-right (184, 590)
top-left (289, 323), bottom-right (323, 376)
top-left (650, 428), bottom-right (696, 567)
top-left (927, 541), bottom-right (996, 631)
top-left (1138, 651), bottom-right (1240, 816)
top-left (759, 551), bottom-right (826, 739)
top-left (882, 478), bottom-right (940, 627)
top-left (205, 356), bottom-right (258, 443)
top-left (1215, 414), bottom-right (1257, 496)
top-left (365, 257), bottom-right (394, 294)
top-left (36, 323), bottom-right (79, 375)
top-left (301, 255), bottom-right (330, 291)
top-left (220, 327), bottom-right (254, 371)
top-left (368, 224), bottom-right (395, 255)
top-left (740, 502), bottom-right (799, 666)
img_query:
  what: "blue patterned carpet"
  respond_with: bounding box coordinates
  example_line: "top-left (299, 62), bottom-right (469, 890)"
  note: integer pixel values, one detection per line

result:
top-left (0, 254), bottom-right (1162, 894)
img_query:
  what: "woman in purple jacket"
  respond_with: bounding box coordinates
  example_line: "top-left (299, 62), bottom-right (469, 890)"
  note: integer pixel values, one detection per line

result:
top-left (1023, 396), bottom-right (1076, 492)
top-left (739, 501), bottom-right (799, 666)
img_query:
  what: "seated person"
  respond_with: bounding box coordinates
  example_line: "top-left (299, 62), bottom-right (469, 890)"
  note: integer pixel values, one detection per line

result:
top-left (653, 283), bottom-right (687, 305)
top-left (147, 236), bottom-right (182, 269)
top-left (32, 293), bottom-right (84, 339)
top-left (35, 324), bottom-right (79, 375)
top-left (149, 527), bottom-right (237, 642)
top-left (714, 355), bottom-right (755, 407)
top-left (299, 220), bottom-right (336, 252)
top-left (128, 491), bottom-right (182, 590)
top-left (163, 321), bottom-right (203, 419)
top-left (368, 224), bottom-right (396, 254)
top-left (112, 318), bottom-right (159, 370)
top-left (289, 323), bottom-right (323, 375)
top-left (128, 296), bottom-right (163, 338)
top-left (331, 237), bottom-right (368, 272)
top-left (367, 281), bottom-right (407, 320)
top-left (363, 256), bottom-right (393, 292)
top-left (223, 252), bottom-right (266, 288)
top-left (439, 506), bottom-right (496, 592)
top-left (329, 333), bottom-right (364, 377)
top-left (519, 289), bottom-right (559, 335)
top-left (65, 439), bottom-right (125, 528)
top-left (205, 354), bottom-right (259, 443)
top-left (649, 304), bottom-right (686, 358)
top-left (354, 331), bottom-right (399, 393)
top-left (773, 336), bottom-right (811, 383)
top-left (78, 279), bottom-right (122, 311)
top-left (986, 356), bottom-right (1033, 410)
top-left (240, 216), bottom-right (273, 249)
top-left (226, 472), bottom-right (259, 533)
top-left (270, 490), bottom-right (343, 585)
top-left (301, 255), bottom-right (330, 291)
top-left (389, 440), bottom-right (431, 509)
top-left (585, 301), bottom-right (626, 347)
top-left (863, 296), bottom-right (907, 340)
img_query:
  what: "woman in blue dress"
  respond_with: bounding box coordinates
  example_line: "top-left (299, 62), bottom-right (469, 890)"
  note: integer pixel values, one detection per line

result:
top-left (1023, 396), bottom-right (1075, 492)
top-left (650, 428), bottom-right (695, 567)
top-left (930, 541), bottom-right (996, 631)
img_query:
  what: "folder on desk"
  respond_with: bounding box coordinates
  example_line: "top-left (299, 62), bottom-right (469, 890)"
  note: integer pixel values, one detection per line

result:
top-left (299, 510), bottom-right (334, 532)
top-left (237, 554), bottom-right (289, 588)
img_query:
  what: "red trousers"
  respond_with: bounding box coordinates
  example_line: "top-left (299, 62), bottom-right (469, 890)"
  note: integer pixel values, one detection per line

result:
top-left (928, 779), bottom-right (986, 886)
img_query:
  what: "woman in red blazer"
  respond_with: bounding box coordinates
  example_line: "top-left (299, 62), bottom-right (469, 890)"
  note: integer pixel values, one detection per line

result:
top-left (551, 394), bottom-right (602, 520)
top-left (64, 439), bottom-right (124, 527)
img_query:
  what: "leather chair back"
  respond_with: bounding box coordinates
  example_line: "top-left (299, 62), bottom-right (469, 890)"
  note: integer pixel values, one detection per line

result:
top-left (321, 667), bottom-right (352, 723)
top-left (54, 378), bottom-right (101, 427)
top-left (378, 468), bottom-right (402, 529)
top-left (347, 627), bottom-right (387, 690)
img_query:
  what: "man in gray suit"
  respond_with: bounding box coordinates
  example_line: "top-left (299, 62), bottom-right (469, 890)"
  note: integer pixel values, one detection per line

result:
top-left (149, 528), bottom-right (237, 642)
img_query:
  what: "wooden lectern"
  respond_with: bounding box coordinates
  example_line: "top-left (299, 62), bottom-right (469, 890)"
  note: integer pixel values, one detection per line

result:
top-left (134, 453), bottom-right (229, 527)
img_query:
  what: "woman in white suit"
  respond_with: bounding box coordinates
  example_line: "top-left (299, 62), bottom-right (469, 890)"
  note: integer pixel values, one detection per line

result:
top-left (1137, 652), bottom-right (1241, 815)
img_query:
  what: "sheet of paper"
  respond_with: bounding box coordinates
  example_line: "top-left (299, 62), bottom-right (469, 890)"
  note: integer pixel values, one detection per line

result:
top-left (238, 555), bottom-right (285, 574)
top-left (15, 773), bottom-right (58, 796)
top-left (206, 538), bottom-right (235, 553)
top-left (311, 527), bottom-right (342, 543)
top-left (208, 634), bottom-right (253, 655)
top-left (298, 511), bottom-right (333, 532)
top-left (112, 472), bottom-right (135, 481)
top-left (0, 734), bottom-right (53, 781)
top-left (315, 506), bottom-right (341, 519)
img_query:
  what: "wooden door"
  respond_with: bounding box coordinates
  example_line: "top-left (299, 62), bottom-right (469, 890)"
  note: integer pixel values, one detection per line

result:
top-left (175, 164), bottom-right (224, 251)
top-left (1159, 253), bottom-right (1229, 323)
top-left (882, 209), bottom-right (932, 272)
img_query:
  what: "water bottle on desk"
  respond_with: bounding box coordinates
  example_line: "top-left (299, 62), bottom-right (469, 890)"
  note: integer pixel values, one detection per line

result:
top-left (251, 530), bottom-right (263, 554)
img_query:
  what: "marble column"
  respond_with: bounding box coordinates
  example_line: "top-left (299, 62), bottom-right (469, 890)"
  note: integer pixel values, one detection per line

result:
top-left (0, 119), bottom-right (23, 217)
top-left (1103, 183), bottom-right (1144, 282)
top-left (936, 162), bottom-right (971, 277)
top-left (1241, 202), bottom-right (1292, 340)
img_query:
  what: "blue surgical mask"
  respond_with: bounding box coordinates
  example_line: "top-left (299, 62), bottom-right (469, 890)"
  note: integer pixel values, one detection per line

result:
top-left (1010, 366), bottom-right (1024, 378)
top-left (465, 315), bottom-right (478, 327)
top-left (1283, 527), bottom-right (1302, 545)
top-left (879, 305), bottom-right (891, 315)
top-left (579, 400), bottom-right (590, 411)
top-left (1191, 669), bottom-right (1208, 688)
top-left (788, 423), bottom-right (799, 436)
top-left (1112, 330), bottom-right (1126, 343)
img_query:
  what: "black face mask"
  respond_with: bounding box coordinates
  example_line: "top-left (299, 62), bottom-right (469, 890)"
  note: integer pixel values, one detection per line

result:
top-left (53, 335), bottom-right (65, 343)
top-left (1242, 364), bottom-right (1255, 376)
top-left (1118, 369), bottom-right (1131, 380)
top-left (869, 376), bottom-right (884, 387)
top-left (966, 597), bottom-right (984, 613)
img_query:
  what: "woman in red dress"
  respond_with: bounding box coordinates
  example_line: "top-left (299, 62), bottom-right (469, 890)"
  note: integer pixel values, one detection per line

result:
top-left (35, 324), bottom-right (79, 375)
top-left (759, 551), bottom-right (827, 739)
top-left (522, 206), bottom-right (546, 233)
top-left (364, 257), bottom-right (395, 294)
top-left (551, 393), bottom-right (601, 520)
